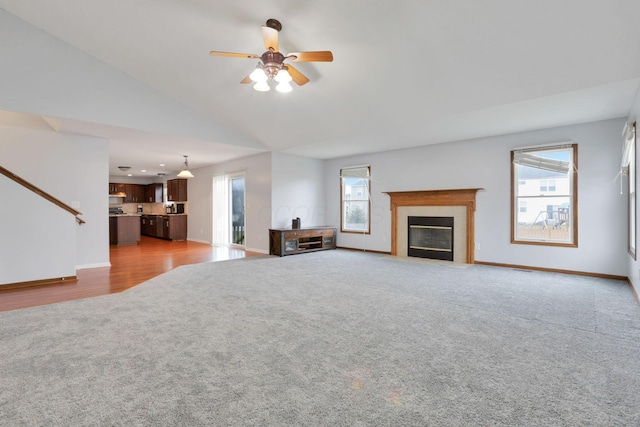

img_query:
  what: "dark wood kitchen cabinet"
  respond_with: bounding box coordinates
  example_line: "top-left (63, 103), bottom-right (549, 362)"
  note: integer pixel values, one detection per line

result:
top-left (141, 215), bottom-right (155, 236)
top-left (124, 184), bottom-right (145, 203)
top-left (110, 182), bottom-right (163, 203)
top-left (141, 214), bottom-right (187, 240)
top-left (167, 179), bottom-right (188, 201)
top-left (164, 215), bottom-right (187, 240)
top-left (110, 215), bottom-right (141, 246)
top-left (145, 183), bottom-right (163, 203)
top-left (109, 183), bottom-right (126, 194)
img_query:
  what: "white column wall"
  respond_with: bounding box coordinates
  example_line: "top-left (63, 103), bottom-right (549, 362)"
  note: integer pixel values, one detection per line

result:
top-left (186, 152), bottom-right (272, 253)
top-left (271, 152), bottom-right (325, 229)
top-left (0, 124), bottom-right (109, 283)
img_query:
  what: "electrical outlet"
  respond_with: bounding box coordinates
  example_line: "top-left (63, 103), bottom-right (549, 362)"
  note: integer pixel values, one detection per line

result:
top-left (475, 243), bottom-right (480, 251)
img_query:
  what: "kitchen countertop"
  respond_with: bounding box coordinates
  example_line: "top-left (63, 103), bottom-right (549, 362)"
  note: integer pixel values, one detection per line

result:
top-left (109, 213), bottom-right (142, 217)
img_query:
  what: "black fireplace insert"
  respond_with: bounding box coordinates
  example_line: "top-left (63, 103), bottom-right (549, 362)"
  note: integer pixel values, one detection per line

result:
top-left (408, 216), bottom-right (454, 261)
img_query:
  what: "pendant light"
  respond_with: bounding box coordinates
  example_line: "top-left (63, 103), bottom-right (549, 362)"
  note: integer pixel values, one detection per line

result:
top-left (177, 155), bottom-right (194, 178)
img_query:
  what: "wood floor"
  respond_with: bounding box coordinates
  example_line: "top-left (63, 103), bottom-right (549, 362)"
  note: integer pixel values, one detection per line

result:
top-left (0, 236), bottom-right (262, 312)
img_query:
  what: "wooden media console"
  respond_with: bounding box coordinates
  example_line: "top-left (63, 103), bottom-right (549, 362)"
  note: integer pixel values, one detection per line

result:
top-left (269, 227), bottom-right (337, 256)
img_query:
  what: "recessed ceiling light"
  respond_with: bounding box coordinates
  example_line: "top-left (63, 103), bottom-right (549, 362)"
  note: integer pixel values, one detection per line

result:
top-left (159, 164), bottom-right (165, 167)
top-left (141, 170), bottom-right (147, 173)
top-left (127, 174), bottom-right (132, 177)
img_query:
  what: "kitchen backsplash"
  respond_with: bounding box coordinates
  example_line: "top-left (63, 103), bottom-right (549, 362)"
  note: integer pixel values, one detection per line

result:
top-left (108, 202), bottom-right (188, 215)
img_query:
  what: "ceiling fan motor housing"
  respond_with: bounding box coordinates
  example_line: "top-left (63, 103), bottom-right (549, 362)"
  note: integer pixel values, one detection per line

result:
top-left (260, 51), bottom-right (286, 77)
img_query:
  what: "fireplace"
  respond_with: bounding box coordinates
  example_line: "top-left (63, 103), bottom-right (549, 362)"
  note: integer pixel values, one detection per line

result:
top-left (384, 189), bottom-right (481, 264)
top-left (408, 216), bottom-right (454, 261)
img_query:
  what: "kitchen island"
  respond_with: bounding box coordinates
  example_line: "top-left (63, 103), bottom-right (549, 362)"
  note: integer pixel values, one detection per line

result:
top-left (140, 214), bottom-right (187, 241)
top-left (109, 214), bottom-right (141, 246)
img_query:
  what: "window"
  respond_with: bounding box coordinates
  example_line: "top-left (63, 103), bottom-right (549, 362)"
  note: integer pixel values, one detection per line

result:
top-left (511, 144), bottom-right (577, 246)
top-left (539, 179), bottom-right (556, 192)
top-left (519, 200), bottom-right (527, 213)
top-left (623, 122), bottom-right (637, 258)
top-left (341, 166), bottom-right (370, 233)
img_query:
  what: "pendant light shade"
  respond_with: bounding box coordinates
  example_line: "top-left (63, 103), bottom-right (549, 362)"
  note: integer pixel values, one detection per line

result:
top-left (177, 155), bottom-right (194, 178)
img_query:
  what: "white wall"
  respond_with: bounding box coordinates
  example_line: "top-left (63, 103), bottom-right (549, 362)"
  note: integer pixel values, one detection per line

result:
top-left (186, 152), bottom-right (272, 253)
top-left (626, 90), bottom-right (640, 295)
top-left (0, 177), bottom-right (77, 284)
top-left (0, 123), bottom-right (109, 283)
top-left (271, 152), bottom-right (325, 229)
top-left (186, 152), bottom-right (325, 252)
top-left (325, 119), bottom-right (627, 276)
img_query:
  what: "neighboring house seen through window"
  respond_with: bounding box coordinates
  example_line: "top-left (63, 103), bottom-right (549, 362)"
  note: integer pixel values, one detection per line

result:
top-left (511, 144), bottom-right (578, 246)
top-left (341, 166), bottom-right (371, 233)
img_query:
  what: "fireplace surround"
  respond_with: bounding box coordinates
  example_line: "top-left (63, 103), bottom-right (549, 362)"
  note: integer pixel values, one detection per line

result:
top-left (384, 189), bottom-right (481, 263)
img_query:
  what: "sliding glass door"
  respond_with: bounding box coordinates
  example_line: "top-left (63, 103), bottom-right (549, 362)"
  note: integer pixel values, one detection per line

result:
top-left (212, 172), bottom-right (245, 247)
top-left (230, 176), bottom-right (245, 246)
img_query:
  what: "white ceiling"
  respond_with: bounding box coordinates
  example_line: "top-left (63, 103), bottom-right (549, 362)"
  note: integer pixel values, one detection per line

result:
top-left (1, 0), bottom-right (640, 177)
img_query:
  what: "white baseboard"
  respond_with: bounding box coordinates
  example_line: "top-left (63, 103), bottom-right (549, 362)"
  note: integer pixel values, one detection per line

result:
top-left (246, 247), bottom-right (269, 254)
top-left (76, 262), bottom-right (111, 270)
top-left (187, 238), bottom-right (211, 244)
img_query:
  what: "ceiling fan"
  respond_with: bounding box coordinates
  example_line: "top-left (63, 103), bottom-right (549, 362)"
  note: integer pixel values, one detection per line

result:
top-left (209, 19), bottom-right (333, 92)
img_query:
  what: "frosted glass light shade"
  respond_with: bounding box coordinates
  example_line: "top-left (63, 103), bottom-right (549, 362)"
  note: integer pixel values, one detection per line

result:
top-left (177, 169), bottom-right (194, 178)
top-left (249, 67), bottom-right (268, 82)
top-left (274, 69), bottom-right (292, 83)
top-left (276, 81), bottom-right (292, 93)
top-left (254, 81), bottom-right (270, 91)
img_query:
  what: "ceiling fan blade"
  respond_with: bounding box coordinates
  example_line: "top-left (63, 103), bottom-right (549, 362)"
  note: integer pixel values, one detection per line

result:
top-left (287, 51), bottom-right (333, 62)
top-left (286, 64), bottom-right (310, 86)
top-left (240, 75), bottom-right (252, 84)
top-left (261, 25), bottom-right (279, 52)
top-left (209, 51), bottom-right (260, 59)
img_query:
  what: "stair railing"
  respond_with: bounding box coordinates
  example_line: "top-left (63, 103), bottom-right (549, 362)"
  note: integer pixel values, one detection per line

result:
top-left (0, 165), bottom-right (86, 224)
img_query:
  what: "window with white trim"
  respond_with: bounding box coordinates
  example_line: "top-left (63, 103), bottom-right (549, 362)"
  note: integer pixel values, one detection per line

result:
top-left (511, 144), bottom-right (577, 246)
top-left (341, 166), bottom-right (370, 233)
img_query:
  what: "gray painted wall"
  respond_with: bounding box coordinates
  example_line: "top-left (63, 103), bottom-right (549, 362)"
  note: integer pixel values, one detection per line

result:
top-left (324, 118), bottom-right (627, 277)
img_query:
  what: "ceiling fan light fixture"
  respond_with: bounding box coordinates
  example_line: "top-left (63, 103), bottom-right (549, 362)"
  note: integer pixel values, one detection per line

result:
top-left (253, 80), bottom-right (271, 92)
top-left (249, 66), bottom-right (268, 82)
top-left (274, 68), bottom-right (292, 83)
top-left (210, 19), bottom-right (332, 92)
top-left (177, 155), bottom-right (194, 178)
top-left (276, 81), bottom-right (293, 93)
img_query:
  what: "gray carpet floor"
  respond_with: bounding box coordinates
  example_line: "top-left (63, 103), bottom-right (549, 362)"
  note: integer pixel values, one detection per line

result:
top-left (1, 250), bottom-right (639, 426)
